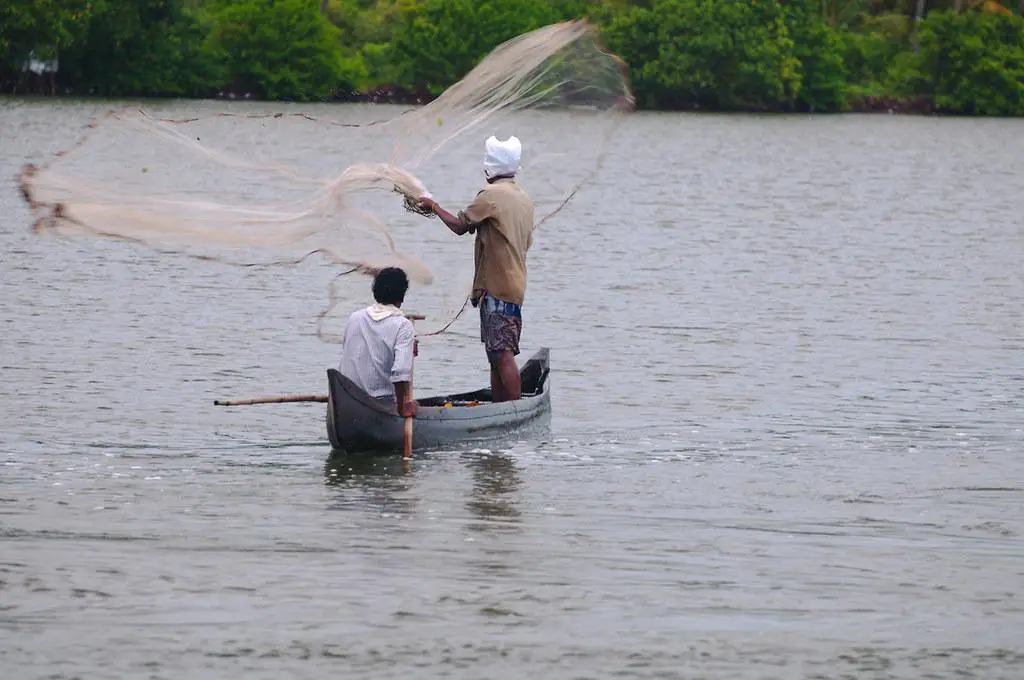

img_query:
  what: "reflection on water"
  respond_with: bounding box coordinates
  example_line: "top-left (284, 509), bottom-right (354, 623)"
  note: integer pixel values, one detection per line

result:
top-left (323, 452), bottom-right (412, 484)
top-left (321, 450), bottom-right (524, 530)
top-left (464, 452), bottom-right (523, 528)
top-left (322, 452), bottom-right (418, 516)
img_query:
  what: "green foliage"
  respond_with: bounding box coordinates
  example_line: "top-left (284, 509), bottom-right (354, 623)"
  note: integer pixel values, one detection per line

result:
top-left (325, 0), bottom-right (397, 46)
top-left (3, 0), bottom-right (1024, 115)
top-left (818, 0), bottom-right (875, 30)
top-left (842, 28), bottom-right (898, 89)
top-left (912, 10), bottom-right (1024, 115)
top-left (603, 0), bottom-right (803, 111)
top-left (0, 0), bottom-right (90, 69)
top-left (57, 0), bottom-right (224, 97)
top-left (783, 0), bottom-right (851, 111)
top-left (389, 0), bottom-right (574, 94)
top-left (598, 2), bottom-right (662, 108)
top-left (207, 0), bottom-right (357, 100)
top-left (880, 49), bottom-right (922, 97)
top-left (322, 0), bottom-right (400, 88)
top-left (838, 11), bottom-right (915, 97)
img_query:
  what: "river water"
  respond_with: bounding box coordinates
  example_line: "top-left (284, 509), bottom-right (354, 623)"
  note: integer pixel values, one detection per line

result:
top-left (2, 98), bottom-right (1023, 679)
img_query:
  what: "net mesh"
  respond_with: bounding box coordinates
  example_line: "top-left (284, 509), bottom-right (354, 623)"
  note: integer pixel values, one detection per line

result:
top-left (18, 20), bottom-right (634, 339)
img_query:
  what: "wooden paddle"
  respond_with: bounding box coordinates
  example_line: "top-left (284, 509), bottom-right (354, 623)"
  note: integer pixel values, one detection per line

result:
top-left (215, 395), bottom-right (326, 406)
top-left (403, 313), bottom-right (425, 459)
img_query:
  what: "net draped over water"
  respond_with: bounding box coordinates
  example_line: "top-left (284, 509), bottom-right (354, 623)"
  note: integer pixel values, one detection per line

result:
top-left (18, 20), bottom-right (634, 339)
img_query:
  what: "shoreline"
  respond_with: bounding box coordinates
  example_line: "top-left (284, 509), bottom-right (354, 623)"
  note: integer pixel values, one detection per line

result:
top-left (2, 82), bottom-right (937, 115)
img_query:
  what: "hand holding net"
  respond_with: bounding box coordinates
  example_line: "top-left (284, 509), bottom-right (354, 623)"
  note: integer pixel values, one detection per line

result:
top-left (395, 187), bottom-right (437, 218)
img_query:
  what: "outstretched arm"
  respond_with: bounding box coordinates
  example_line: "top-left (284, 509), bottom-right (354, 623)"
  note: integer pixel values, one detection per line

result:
top-left (419, 198), bottom-right (474, 235)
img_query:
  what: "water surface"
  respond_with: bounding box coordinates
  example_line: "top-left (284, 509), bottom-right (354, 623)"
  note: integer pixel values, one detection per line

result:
top-left (2, 98), bottom-right (1023, 678)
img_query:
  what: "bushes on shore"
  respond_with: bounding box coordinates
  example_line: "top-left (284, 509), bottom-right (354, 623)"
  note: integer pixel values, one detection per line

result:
top-left (1, 0), bottom-right (1022, 115)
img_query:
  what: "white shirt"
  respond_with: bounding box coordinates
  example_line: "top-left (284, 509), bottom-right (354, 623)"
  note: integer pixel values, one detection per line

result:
top-left (337, 305), bottom-right (415, 399)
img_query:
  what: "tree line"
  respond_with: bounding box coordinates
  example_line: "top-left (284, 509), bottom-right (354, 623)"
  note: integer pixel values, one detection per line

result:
top-left (2, 0), bottom-right (1022, 115)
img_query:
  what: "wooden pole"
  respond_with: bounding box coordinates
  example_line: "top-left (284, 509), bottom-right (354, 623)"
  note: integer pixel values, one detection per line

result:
top-left (214, 395), bottom-right (327, 406)
top-left (403, 313), bottom-right (425, 460)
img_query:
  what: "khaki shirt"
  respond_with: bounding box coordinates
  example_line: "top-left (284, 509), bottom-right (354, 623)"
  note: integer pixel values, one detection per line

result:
top-left (459, 177), bottom-right (534, 306)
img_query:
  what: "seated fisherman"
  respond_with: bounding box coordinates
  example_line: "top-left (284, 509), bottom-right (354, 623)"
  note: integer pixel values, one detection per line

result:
top-left (337, 267), bottom-right (418, 418)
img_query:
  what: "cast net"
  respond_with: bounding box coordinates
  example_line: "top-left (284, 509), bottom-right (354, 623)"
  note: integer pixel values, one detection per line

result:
top-left (18, 20), bottom-right (634, 340)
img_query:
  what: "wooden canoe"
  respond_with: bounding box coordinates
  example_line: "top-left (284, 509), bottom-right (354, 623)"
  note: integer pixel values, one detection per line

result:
top-left (326, 347), bottom-right (551, 455)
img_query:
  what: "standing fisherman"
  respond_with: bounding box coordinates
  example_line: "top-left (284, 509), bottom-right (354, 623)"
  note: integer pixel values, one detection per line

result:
top-left (417, 135), bottom-right (534, 402)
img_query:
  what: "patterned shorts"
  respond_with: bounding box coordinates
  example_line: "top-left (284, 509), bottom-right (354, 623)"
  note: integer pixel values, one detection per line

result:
top-left (477, 294), bottom-right (522, 357)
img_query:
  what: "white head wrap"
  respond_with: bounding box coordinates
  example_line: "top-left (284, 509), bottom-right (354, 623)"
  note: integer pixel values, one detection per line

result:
top-left (483, 135), bottom-right (522, 179)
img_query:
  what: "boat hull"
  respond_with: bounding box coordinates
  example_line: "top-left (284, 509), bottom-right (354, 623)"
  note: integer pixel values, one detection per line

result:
top-left (326, 348), bottom-right (551, 455)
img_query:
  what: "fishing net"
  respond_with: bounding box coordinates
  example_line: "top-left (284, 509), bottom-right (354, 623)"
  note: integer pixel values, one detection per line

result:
top-left (18, 20), bottom-right (634, 339)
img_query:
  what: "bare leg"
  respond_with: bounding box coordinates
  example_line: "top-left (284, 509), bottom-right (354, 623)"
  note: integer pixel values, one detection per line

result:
top-left (481, 304), bottom-right (522, 402)
top-left (499, 354), bottom-right (521, 401)
top-left (489, 350), bottom-right (520, 402)
top-left (490, 367), bottom-right (505, 402)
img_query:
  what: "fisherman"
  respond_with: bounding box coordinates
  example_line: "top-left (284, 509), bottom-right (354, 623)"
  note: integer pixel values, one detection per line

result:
top-left (416, 136), bottom-right (535, 402)
top-left (337, 267), bottom-right (418, 417)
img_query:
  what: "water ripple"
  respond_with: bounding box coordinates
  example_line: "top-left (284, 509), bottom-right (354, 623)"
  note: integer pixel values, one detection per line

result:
top-left (2, 103), bottom-right (1023, 678)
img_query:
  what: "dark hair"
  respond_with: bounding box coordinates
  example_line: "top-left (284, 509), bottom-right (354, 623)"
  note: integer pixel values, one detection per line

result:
top-left (372, 267), bottom-right (409, 306)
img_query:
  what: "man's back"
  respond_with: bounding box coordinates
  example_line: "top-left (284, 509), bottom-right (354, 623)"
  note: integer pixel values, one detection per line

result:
top-left (466, 177), bottom-right (534, 305)
top-left (338, 307), bottom-right (415, 400)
